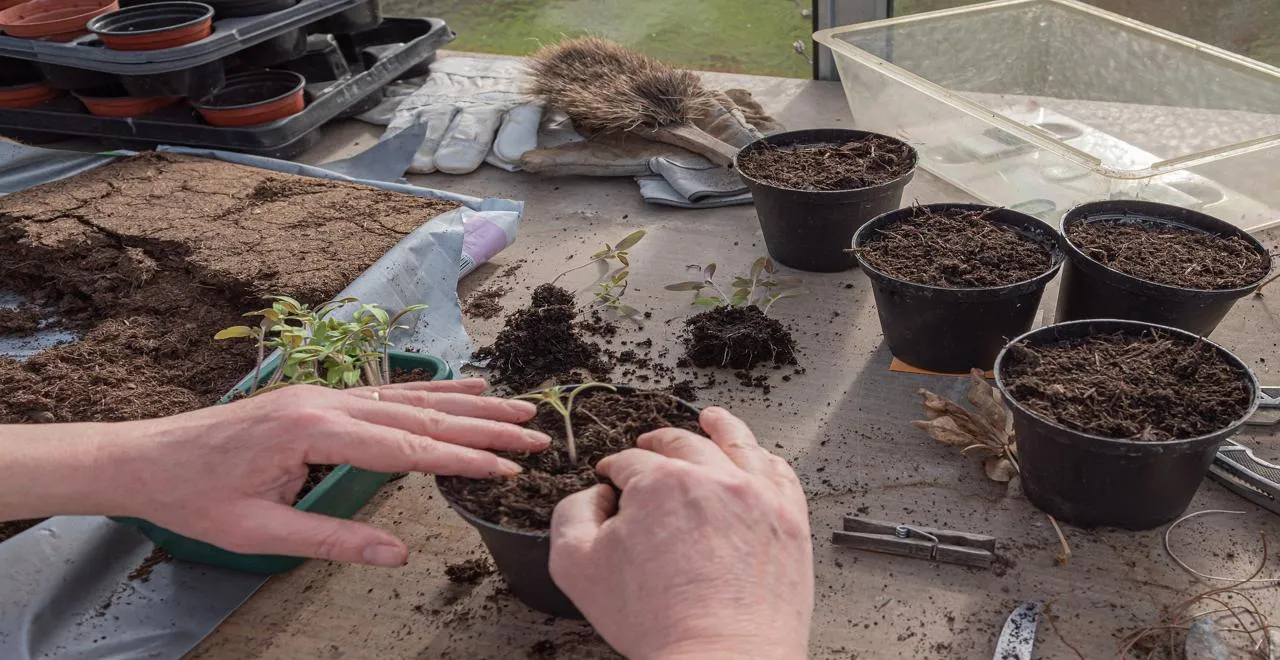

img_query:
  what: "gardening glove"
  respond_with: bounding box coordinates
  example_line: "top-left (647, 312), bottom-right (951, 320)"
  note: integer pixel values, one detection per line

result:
top-left (358, 56), bottom-right (542, 174)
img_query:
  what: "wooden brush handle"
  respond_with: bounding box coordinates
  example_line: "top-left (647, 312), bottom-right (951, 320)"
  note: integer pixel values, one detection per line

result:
top-left (645, 124), bottom-right (739, 166)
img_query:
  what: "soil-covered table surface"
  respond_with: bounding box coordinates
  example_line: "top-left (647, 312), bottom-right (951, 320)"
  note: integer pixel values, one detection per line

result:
top-left (188, 62), bottom-right (1280, 660)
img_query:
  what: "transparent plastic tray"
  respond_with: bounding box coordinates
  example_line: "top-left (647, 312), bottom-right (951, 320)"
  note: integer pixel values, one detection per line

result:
top-left (814, 0), bottom-right (1280, 232)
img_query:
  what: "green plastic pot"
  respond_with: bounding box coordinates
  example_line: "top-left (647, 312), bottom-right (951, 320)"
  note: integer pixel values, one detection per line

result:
top-left (113, 349), bottom-right (451, 574)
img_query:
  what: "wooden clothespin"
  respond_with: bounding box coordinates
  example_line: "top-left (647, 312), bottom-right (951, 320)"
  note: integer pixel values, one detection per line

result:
top-left (832, 516), bottom-right (996, 569)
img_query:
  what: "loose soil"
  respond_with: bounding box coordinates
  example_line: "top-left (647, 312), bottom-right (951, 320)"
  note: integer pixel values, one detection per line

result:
top-left (0, 153), bottom-right (457, 541)
top-left (0, 306), bottom-right (42, 335)
top-left (438, 388), bottom-right (701, 530)
top-left (0, 518), bottom-right (43, 544)
top-left (678, 305), bottom-right (797, 370)
top-left (1003, 330), bottom-right (1253, 441)
top-left (127, 547), bottom-right (173, 582)
top-left (461, 285), bottom-right (507, 320)
top-left (736, 135), bottom-right (915, 191)
top-left (1067, 218), bottom-right (1270, 290)
top-left (856, 207), bottom-right (1055, 288)
top-left (471, 284), bottom-right (606, 392)
top-left (444, 557), bottom-right (494, 584)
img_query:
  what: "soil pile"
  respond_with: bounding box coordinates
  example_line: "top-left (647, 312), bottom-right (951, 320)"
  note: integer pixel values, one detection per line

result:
top-left (1003, 331), bottom-right (1253, 441)
top-left (737, 135), bottom-right (914, 191)
top-left (678, 305), bottom-right (796, 370)
top-left (444, 558), bottom-right (494, 584)
top-left (472, 284), bottom-right (606, 392)
top-left (856, 207), bottom-right (1055, 288)
top-left (462, 285), bottom-right (507, 320)
top-left (438, 388), bottom-right (700, 530)
top-left (1067, 218), bottom-right (1269, 290)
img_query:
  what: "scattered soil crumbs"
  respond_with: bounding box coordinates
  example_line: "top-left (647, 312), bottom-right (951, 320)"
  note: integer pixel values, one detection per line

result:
top-left (462, 285), bottom-right (508, 320)
top-left (444, 557), bottom-right (494, 584)
top-left (0, 305), bottom-right (42, 335)
top-left (439, 388), bottom-right (701, 531)
top-left (678, 305), bottom-right (796, 370)
top-left (1067, 217), bottom-right (1269, 290)
top-left (127, 547), bottom-right (173, 582)
top-left (856, 207), bottom-right (1056, 288)
top-left (0, 151), bottom-right (457, 425)
top-left (736, 135), bottom-right (915, 191)
top-left (0, 519), bottom-right (42, 544)
top-left (1003, 331), bottom-right (1253, 441)
top-left (472, 284), bottom-right (606, 392)
top-left (529, 640), bottom-right (558, 658)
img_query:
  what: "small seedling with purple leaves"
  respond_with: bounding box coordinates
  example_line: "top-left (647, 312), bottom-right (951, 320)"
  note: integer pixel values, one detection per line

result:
top-left (665, 257), bottom-right (804, 315)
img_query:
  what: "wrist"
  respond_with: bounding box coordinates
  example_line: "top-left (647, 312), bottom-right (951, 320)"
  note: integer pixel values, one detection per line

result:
top-left (646, 637), bottom-right (806, 660)
top-left (0, 421), bottom-right (146, 519)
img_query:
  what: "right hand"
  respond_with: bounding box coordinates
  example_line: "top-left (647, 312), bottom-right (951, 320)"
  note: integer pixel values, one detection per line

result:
top-left (549, 407), bottom-right (813, 660)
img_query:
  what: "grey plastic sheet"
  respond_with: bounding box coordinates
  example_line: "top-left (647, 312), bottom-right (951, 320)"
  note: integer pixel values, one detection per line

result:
top-left (0, 141), bottom-right (523, 659)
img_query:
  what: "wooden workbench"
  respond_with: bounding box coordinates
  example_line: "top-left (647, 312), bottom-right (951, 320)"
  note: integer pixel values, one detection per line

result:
top-left (188, 63), bottom-right (1280, 659)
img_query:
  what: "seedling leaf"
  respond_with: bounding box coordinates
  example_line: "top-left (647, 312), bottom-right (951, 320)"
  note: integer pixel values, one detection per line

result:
top-left (615, 229), bottom-right (646, 251)
top-left (214, 326), bottom-right (256, 340)
top-left (665, 282), bottom-right (705, 291)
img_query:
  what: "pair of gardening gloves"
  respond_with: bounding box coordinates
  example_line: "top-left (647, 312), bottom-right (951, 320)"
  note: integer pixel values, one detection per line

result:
top-left (357, 55), bottom-right (784, 208)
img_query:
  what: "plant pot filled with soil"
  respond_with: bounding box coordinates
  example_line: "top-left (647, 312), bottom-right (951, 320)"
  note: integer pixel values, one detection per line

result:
top-left (192, 70), bottom-right (305, 127)
top-left (437, 384), bottom-right (701, 617)
top-left (995, 319), bottom-right (1258, 530)
top-left (0, 0), bottom-right (119, 41)
top-left (851, 203), bottom-right (1063, 373)
top-left (1056, 200), bottom-right (1271, 336)
top-left (115, 296), bottom-right (450, 573)
top-left (74, 84), bottom-right (178, 117)
top-left (88, 1), bottom-right (213, 51)
top-left (734, 128), bottom-right (917, 273)
top-left (0, 80), bottom-right (58, 108)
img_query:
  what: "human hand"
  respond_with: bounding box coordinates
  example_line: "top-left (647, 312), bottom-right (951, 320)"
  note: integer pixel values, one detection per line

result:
top-left (549, 407), bottom-right (813, 660)
top-left (108, 379), bottom-right (546, 566)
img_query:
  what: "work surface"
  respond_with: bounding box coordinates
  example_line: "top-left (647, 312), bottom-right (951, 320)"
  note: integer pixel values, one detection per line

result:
top-left (189, 66), bottom-right (1280, 659)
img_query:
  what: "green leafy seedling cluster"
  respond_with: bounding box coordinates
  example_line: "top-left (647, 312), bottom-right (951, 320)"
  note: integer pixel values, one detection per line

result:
top-left (514, 382), bottom-right (617, 465)
top-left (593, 268), bottom-right (639, 318)
top-left (665, 257), bottom-right (804, 315)
top-left (550, 229), bottom-right (647, 286)
top-left (215, 295), bottom-right (426, 396)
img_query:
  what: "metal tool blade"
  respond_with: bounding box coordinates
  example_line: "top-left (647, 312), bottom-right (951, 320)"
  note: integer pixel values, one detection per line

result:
top-left (1209, 440), bottom-right (1280, 515)
top-left (993, 601), bottom-right (1042, 660)
top-left (1247, 386), bottom-right (1280, 426)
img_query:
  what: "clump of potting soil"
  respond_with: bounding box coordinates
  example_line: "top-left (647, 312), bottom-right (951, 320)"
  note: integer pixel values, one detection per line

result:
top-left (736, 135), bottom-right (915, 191)
top-left (438, 388), bottom-right (701, 530)
top-left (1067, 218), bottom-right (1269, 290)
top-left (667, 259), bottom-right (801, 370)
top-left (1003, 331), bottom-right (1253, 441)
top-left (855, 207), bottom-right (1055, 288)
top-left (462, 286), bottom-right (507, 320)
top-left (472, 284), bottom-right (606, 392)
top-left (0, 306), bottom-right (42, 335)
top-left (445, 558), bottom-right (494, 584)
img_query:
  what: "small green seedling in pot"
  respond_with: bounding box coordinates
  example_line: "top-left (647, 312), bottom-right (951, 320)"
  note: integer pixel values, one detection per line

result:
top-left (665, 257), bottom-right (804, 315)
top-left (215, 295), bottom-right (427, 396)
top-left (514, 382), bottom-right (617, 465)
top-left (550, 229), bottom-right (647, 286)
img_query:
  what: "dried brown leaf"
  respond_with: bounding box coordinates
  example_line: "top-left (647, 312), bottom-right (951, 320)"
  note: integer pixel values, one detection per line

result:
top-left (911, 417), bottom-right (980, 448)
top-left (966, 369), bottom-right (1014, 444)
top-left (984, 456), bottom-right (1017, 483)
top-left (917, 388), bottom-right (1002, 447)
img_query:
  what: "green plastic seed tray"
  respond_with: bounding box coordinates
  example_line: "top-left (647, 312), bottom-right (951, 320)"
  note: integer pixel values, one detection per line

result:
top-left (113, 350), bottom-right (451, 574)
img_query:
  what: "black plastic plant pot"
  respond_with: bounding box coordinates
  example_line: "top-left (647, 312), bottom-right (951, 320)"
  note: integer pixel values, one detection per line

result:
top-left (312, 0), bottom-right (380, 35)
top-left (851, 203), bottom-right (1064, 373)
top-left (0, 56), bottom-right (40, 86)
top-left (37, 61), bottom-right (117, 90)
top-left (1056, 200), bottom-right (1271, 336)
top-left (202, 0), bottom-right (294, 18)
top-left (994, 319), bottom-right (1260, 530)
top-left (734, 128), bottom-right (917, 273)
top-left (437, 385), bottom-right (701, 618)
top-left (119, 57), bottom-right (222, 97)
top-left (235, 27), bottom-right (307, 67)
top-left (280, 34), bottom-right (350, 83)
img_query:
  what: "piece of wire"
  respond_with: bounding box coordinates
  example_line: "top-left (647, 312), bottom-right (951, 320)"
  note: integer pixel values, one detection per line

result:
top-left (1164, 509), bottom-right (1280, 583)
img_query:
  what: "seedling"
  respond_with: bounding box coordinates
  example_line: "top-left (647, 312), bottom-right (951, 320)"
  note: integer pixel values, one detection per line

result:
top-left (550, 230), bottom-right (646, 286)
top-left (593, 268), bottom-right (640, 318)
top-left (215, 295), bottom-right (426, 396)
top-left (514, 382), bottom-right (617, 464)
top-left (665, 257), bottom-right (804, 315)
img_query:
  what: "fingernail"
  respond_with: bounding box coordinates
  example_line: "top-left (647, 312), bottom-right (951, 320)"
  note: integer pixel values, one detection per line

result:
top-left (362, 543), bottom-right (408, 567)
top-left (497, 458), bottom-right (523, 476)
top-left (524, 430), bottom-right (552, 447)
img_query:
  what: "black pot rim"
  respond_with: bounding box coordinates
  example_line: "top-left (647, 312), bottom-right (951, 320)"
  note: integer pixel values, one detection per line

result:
top-left (191, 70), bottom-right (305, 111)
top-left (1062, 200), bottom-right (1272, 296)
top-left (851, 202), bottom-right (1066, 295)
top-left (733, 128), bottom-right (918, 196)
top-left (437, 384), bottom-right (703, 536)
top-left (993, 318), bottom-right (1261, 448)
top-left (88, 1), bottom-right (214, 36)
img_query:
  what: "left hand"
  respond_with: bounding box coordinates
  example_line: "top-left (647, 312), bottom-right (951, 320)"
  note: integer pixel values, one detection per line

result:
top-left (103, 379), bottom-right (545, 566)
